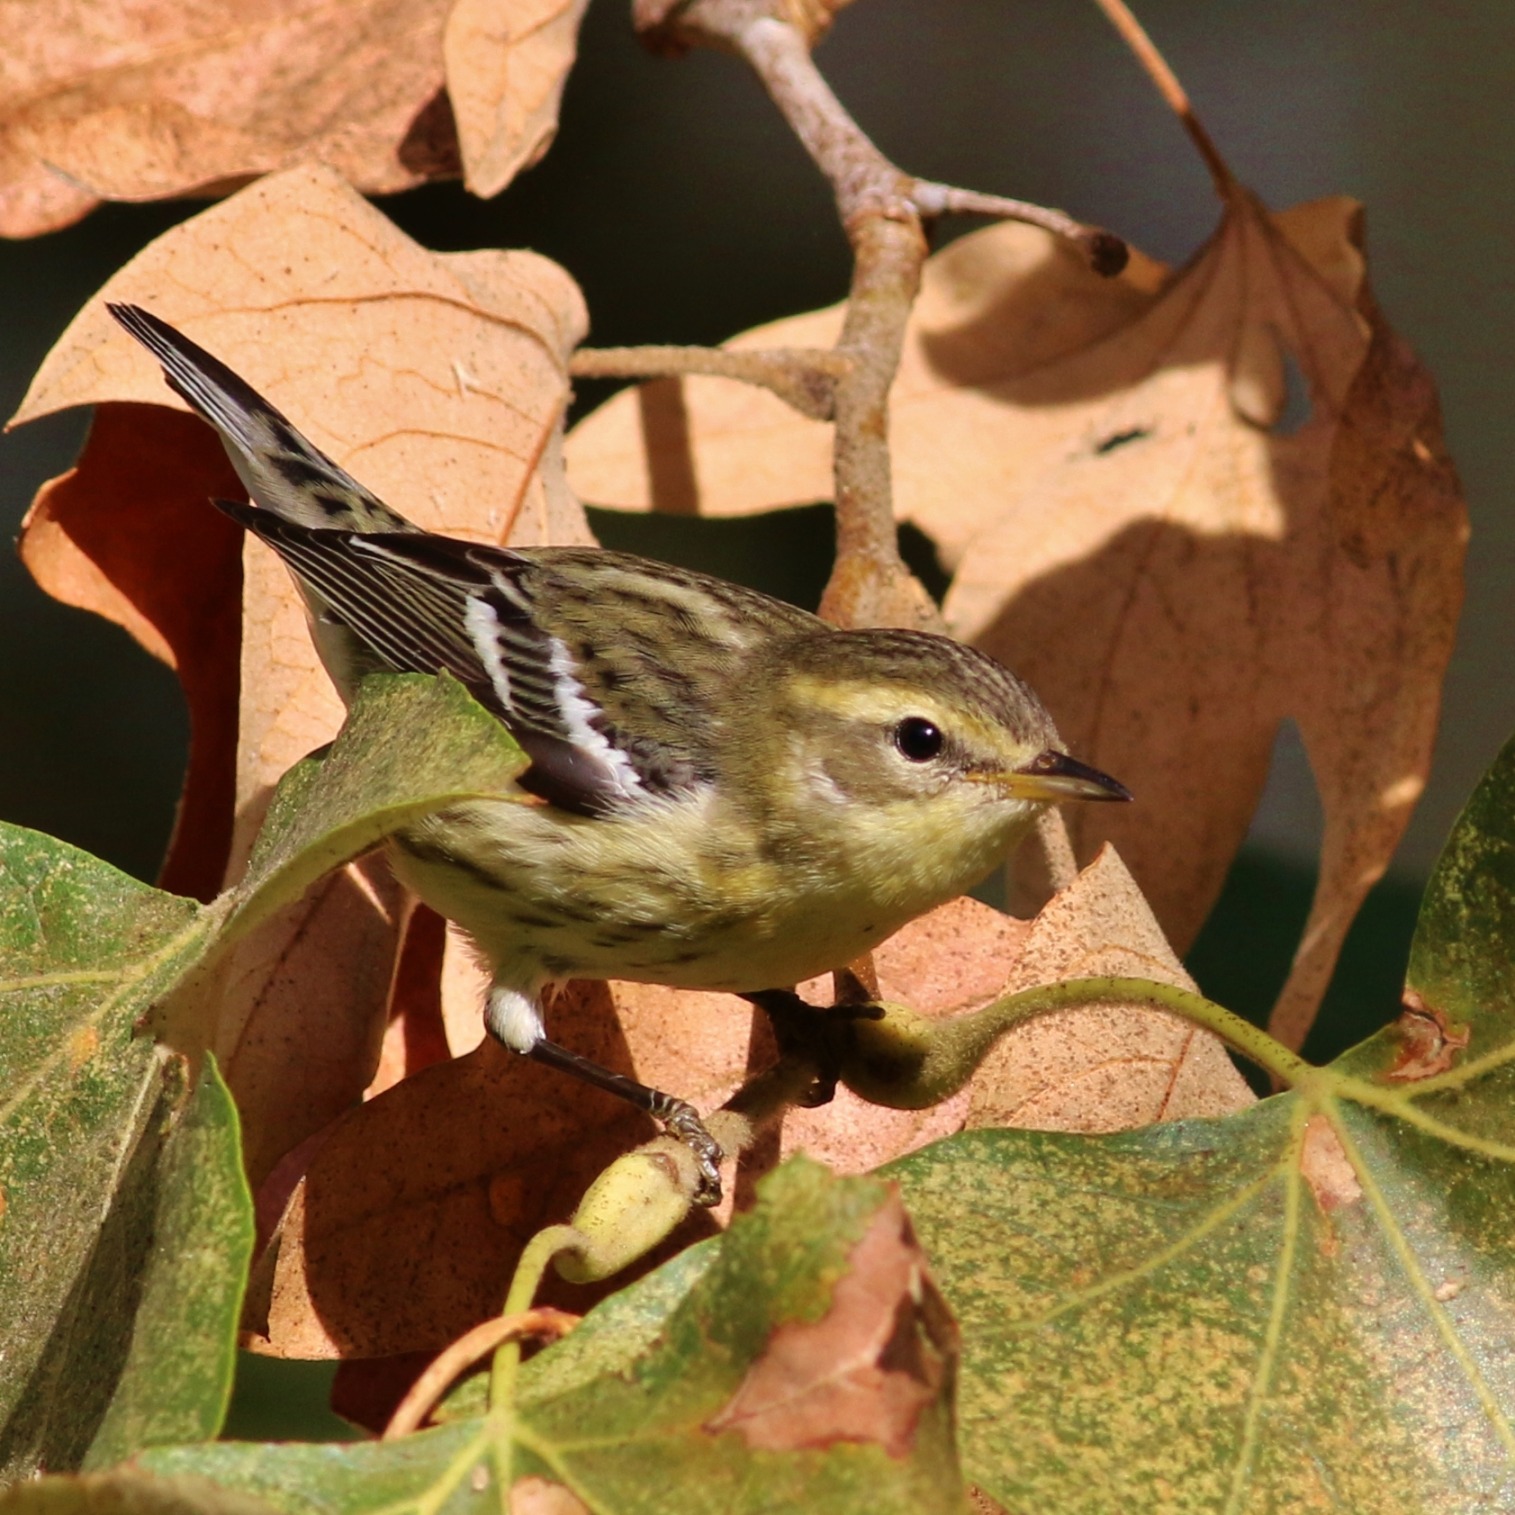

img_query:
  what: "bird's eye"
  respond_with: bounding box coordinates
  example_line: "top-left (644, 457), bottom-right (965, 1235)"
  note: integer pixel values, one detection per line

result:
top-left (894, 717), bottom-right (945, 762)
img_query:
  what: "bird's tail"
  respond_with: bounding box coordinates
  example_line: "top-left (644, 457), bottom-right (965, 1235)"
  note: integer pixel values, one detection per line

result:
top-left (108, 303), bottom-right (417, 535)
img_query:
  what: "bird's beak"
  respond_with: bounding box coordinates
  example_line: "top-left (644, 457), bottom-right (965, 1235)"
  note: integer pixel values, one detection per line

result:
top-left (993, 749), bottom-right (1132, 804)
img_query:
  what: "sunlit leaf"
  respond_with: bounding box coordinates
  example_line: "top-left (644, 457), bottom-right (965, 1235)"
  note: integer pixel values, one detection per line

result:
top-left (82, 1061), bottom-right (252, 1471)
top-left (0, 0), bottom-right (592, 237)
top-left (145, 1163), bottom-right (964, 1512)
top-left (0, 829), bottom-right (230, 1477)
top-left (0, 673), bottom-right (527, 1474)
top-left (890, 731), bottom-right (1515, 1513)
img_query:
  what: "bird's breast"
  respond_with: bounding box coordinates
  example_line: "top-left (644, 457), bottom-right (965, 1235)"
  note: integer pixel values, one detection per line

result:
top-left (386, 783), bottom-right (1023, 995)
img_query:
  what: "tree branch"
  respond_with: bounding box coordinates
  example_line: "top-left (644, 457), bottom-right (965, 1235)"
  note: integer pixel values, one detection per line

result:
top-left (633, 0), bottom-right (1125, 630)
top-left (571, 343), bottom-right (844, 421)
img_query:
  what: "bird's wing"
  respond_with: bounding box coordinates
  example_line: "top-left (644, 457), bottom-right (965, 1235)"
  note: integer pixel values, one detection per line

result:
top-left (218, 503), bottom-right (819, 815)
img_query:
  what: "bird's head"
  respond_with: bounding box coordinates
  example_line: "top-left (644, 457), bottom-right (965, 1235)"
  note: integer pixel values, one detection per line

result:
top-left (728, 627), bottom-right (1129, 905)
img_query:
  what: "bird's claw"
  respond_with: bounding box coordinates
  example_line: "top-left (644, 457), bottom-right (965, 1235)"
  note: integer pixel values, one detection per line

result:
top-left (659, 1100), bottom-right (724, 1207)
top-left (744, 989), bottom-right (886, 1106)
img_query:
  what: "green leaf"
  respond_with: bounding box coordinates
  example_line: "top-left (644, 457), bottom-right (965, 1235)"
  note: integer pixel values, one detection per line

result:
top-left (0, 673), bottom-right (526, 1477)
top-left (0, 1468), bottom-right (280, 1514)
top-left (890, 730), bottom-right (1515, 1514)
top-left (139, 1161), bottom-right (965, 1513)
top-left (226, 672), bottom-right (527, 942)
top-left (82, 1059), bottom-right (253, 1471)
top-left (0, 826), bottom-right (225, 1479)
top-left (143, 1420), bottom-right (496, 1515)
top-left (1401, 726), bottom-right (1515, 1054)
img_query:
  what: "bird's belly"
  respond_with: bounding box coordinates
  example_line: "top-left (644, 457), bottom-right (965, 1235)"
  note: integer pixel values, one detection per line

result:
top-left (388, 798), bottom-right (934, 994)
top-left (599, 885), bottom-right (907, 993)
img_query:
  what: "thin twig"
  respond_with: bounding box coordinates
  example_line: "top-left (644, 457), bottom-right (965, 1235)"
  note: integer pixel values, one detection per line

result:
top-left (633, 0), bottom-right (1129, 632)
top-left (571, 344), bottom-right (845, 420)
top-left (724, 12), bottom-right (936, 630)
top-left (382, 1306), bottom-right (579, 1439)
top-left (912, 181), bottom-right (1128, 276)
top-left (1087, 0), bottom-right (1235, 196)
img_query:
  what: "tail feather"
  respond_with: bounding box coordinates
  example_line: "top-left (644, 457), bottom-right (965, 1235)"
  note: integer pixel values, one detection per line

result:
top-left (108, 303), bottom-right (416, 535)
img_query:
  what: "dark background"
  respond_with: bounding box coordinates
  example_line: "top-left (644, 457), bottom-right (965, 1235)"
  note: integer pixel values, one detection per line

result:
top-left (0, 0), bottom-right (1498, 1232)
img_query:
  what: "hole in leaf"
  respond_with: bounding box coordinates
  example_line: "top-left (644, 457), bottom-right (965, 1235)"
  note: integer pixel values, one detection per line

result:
top-left (1273, 348), bottom-right (1313, 435)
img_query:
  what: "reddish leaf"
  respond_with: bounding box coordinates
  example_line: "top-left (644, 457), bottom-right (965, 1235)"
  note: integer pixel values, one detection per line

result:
top-left (18, 405), bottom-right (244, 900)
top-left (706, 1190), bottom-right (954, 1459)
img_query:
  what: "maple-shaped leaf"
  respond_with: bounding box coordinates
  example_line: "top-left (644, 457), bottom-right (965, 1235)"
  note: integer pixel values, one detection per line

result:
top-left (0, 0), bottom-right (589, 238)
top-left (890, 720), bottom-right (1515, 1513)
top-left (565, 192), bottom-right (1467, 1049)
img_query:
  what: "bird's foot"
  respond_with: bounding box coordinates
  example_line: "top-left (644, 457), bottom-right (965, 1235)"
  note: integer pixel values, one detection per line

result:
top-left (741, 989), bottom-right (886, 1108)
top-left (648, 1095), bottom-right (725, 1206)
top-left (527, 1037), bottom-right (725, 1206)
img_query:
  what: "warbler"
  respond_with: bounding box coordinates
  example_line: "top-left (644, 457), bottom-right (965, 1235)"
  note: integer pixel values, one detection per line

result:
top-left (110, 303), bottom-right (1129, 1204)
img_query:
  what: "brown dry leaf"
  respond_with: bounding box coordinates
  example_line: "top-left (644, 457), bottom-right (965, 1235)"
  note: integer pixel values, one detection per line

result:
top-left (207, 856), bottom-right (415, 1185)
top-left (777, 850), bottom-right (1250, 1173)
top-left (367, 905), bottom-right (456, 1099)
top-left (0, 0), bottom-right (591, 238)
top-left (439, 920), bottom-right (494, 1056)
top-left (251, 1005), bottom-right (722, 1358)
top-left (12, 163), bottom-right (591, 1181)
top-left (17, 404), bottom-right (244, 901)
top-left (445, 0), bottom-right (590, 198)
top-left (255, 852), bottom-right (1247, 1358)
top-left (762, 900), bottom-right (1031, 1185)
top-left (565, 191), bottom-right (1467, 1048)
top-left (967, 844), bottom-right (1251, 1131)
top-left (0, 0), bottom-right (455, 237)
top-left (253, 967), bottom-right (750, 1356)
top-left (705, 1190), bottom-right (954, 1458)
top-left (15, 166), bottom-right (590, 841)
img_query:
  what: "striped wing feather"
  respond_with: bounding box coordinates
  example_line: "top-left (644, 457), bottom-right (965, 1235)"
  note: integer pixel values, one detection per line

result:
top-left (217, 501), bottom-right (820, 815)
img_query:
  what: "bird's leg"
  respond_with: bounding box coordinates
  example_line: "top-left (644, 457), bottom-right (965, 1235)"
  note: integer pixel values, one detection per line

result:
top-left (742, 989), bottom-right (886, 1108)
top-left (525, 1038), bottom-right (725, 1207)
